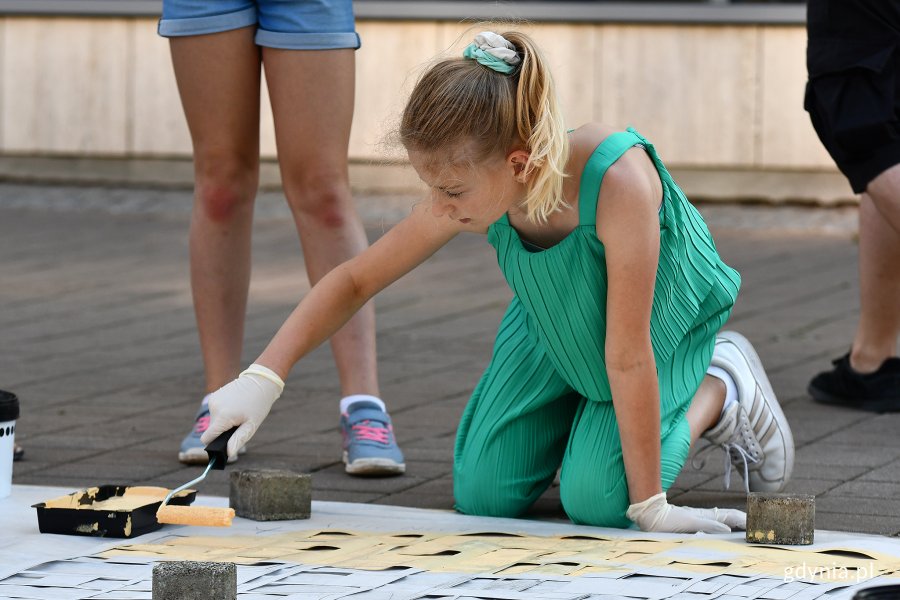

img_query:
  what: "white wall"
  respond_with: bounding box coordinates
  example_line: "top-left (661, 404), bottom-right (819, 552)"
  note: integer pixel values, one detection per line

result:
top-left (0, 17), bottom-right (837, 174)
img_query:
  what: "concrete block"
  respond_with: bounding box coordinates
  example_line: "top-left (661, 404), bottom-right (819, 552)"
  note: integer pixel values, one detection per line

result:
top-left (230, 469), bottom-right (311, 521)
top-left (746, 492), bottom-right (815, 545)
top-left (152, 561), bottom-right (236, 600)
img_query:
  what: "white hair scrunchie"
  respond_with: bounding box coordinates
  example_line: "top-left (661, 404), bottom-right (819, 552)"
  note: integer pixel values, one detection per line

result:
top-left (473, 32), bottom-right (521, 66)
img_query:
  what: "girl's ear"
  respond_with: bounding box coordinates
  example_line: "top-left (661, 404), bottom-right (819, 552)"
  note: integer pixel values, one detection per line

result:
top-left (507, 150), bottom-right (531, 183)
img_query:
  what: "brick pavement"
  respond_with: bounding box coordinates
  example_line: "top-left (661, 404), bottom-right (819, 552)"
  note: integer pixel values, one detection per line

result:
top-left (2, 183), bottom-right (896, 535)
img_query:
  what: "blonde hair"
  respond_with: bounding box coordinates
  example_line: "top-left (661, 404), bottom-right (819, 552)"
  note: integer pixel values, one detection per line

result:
top-left (400, 31), bottom-right (569, 223)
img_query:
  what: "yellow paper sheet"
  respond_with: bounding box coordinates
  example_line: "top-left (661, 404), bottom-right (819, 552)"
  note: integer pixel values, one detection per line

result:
top-left (99, 528), bottom-right (900, 585)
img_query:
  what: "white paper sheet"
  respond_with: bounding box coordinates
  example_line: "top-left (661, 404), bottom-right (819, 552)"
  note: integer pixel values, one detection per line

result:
top-left (4, 485), bottom-right (900, 600)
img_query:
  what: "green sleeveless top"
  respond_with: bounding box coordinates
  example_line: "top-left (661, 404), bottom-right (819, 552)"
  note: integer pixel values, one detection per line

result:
top-left (487, 128), bottom-right (741, 405)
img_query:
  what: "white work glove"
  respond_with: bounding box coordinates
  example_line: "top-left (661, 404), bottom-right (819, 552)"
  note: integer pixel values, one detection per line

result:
top-left (626, 492), bottom-right (746, 534)
top-left (200, 364), bottom-right (285, 458)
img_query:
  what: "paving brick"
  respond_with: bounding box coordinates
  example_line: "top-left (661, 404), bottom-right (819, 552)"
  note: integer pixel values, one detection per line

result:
top-left (230, 469), bottom-right (311, 520)
top-left (817, 414), bottom-right (900, 447)
top-left (780, 478), bottom-right (841, 497)
top-left (312, 489), bottom-right (384, 503)
top-left (795, 443), bottom-right (900, 468)
top-left (399, 445), bottom-right (456, 464)
top-left (816, 495), bottom-right (900, 517)
top-left (153, 561), bottom-right (236, 600)
top-left (379, 368), bottom-right (484, 411)
top-left (746, 493), bottom-right (815, 545)
top-left (395, 461), bottom-right (452, 481)
top-left (14, 474), bottom-right (104, 491)
top-left (391, 403), bottom-right (468, 436)
top-left (671, 469), bottom-right (719, 491)
top-left (397, 476), bottom-right (455, 497)
top-left (693, 476), bottom-right (838, 497)
top-left (858, 461), bottom-right (900, 483)
top-left (814, 512), bottom-right (900, 536)
top-left (308, 464), bottom-right (427, 495)
top-left (9, 444), bottom-right (100, 467)
top-left (374, 492), bottom-right (455, 510)
top-left (828, 480), bottom-right (900, 499)
top-left (35, 461), bottom-right (176, 485)
top-left (788, 463), bottom-right (871, 482)
top-left (662, 490), bottom-right (747, 513)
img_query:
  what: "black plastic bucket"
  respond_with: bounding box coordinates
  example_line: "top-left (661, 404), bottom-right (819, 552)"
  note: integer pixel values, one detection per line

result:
top-left (854, 585), bottom-right (900, 599)
top-left (0, 390), bottom-right (19, 498)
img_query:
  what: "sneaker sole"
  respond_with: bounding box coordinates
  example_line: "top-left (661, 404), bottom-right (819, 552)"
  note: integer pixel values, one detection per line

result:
top-left (343, 451), bottom-right (405, 476)
top-left (808, 383), bottom-right (900, 413)
top-left (718, 331), bottom-right (795, 492)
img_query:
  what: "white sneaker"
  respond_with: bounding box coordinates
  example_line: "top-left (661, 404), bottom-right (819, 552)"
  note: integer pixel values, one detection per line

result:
top-left (699, 331), bottom-right (794, 493)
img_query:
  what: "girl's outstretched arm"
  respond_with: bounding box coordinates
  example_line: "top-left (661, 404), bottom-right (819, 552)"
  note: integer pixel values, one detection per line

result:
top-left (200, 201), bottom-right (460, 456)
top-left (258, 202), bottom-right (458, 378)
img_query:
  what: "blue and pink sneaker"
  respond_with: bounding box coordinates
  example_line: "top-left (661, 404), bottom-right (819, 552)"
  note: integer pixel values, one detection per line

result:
top-left (178, 403), bottom-right (240, 465)
top-left (340, 401), bottom-right (405, 476)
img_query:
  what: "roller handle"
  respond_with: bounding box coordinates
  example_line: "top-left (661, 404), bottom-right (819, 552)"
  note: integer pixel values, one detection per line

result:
top-left (204, 426), bottom-right (238, 470)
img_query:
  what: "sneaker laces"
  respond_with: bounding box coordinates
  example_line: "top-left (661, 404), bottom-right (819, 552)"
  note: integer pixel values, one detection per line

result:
top-left (351, 420), bottom-right (391, 444)
top-left (193, 413), bottom-right (210, 435)
top-left (692, 440), bottom-right (759, 494)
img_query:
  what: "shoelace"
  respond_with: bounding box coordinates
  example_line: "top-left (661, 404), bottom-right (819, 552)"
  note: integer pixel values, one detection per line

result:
top-left (692, 441), bottom-right (759, 494)
top-left (352, 420), bottom-right (391, 444)
top-left (721, 443), bottom-right (758, 493)
top-left (193, 414), bottom-right (210, 434)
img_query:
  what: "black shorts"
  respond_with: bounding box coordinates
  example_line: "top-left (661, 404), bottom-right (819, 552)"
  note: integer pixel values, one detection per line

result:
top-left (804, 0), bottom-right (900, 193)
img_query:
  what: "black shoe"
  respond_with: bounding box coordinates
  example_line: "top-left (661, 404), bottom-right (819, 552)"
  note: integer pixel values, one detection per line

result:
top-left (13, 444), bottom-right (23, 461)
top-left (809, 353), bottom-right (900, 412)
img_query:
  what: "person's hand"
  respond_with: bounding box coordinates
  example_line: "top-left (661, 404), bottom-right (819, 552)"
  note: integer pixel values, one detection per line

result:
top-left (200, 364), bottom-right (285, 458)
top-left (626, 492), bottom-right (746, 533)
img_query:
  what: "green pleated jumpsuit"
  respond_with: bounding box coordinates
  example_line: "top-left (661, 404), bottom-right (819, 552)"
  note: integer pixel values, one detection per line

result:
top-left (453, 128), bottom-right (741, 528)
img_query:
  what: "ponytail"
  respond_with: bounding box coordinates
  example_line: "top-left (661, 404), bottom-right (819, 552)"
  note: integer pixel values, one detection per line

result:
top-left (504, 32), bottom-right (569, 223)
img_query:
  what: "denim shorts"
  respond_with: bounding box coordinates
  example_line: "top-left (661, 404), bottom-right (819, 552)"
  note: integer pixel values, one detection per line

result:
top-left (158, 0), bottom-right (360, 50)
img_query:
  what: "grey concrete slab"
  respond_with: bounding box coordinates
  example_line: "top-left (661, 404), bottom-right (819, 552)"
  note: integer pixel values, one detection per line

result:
top-left (859, 461), bottom-right (900, 483)
top-left (665, 490), bottom-right (748, 511)
top-left (373, 491), bottom-right (456, 510)
top-left (795, 443), bottom-right (900, 468)
top-left (816, 495), bottom-right (900, 518)
top-left (780, 478), bottom-right (843, 497)
top-left (311, 489), bottom-right (384, 503)
top-left (829, 480), bottom-right (900, 499)
top-left (4, 183), bottom-right (896, 536)
top-left (814, 512), bottom-right (900, 536)
top-left (787, 463), bottom-right (873, 482)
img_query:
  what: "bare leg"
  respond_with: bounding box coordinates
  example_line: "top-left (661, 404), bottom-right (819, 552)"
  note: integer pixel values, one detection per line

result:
top-left (865, 163), bottom-right (900, 233)
top-left (850, 167), bottom-right (900, 372)
top-left (686, 375), bottom-right (726, 449)
top-left (263, 48), bottom-right (378, 397)
top-left (170, 28), bottom-right (262, 394)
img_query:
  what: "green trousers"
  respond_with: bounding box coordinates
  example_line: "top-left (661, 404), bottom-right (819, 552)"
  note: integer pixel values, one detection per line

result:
top-left (453, 269), bottom-right (736, 528)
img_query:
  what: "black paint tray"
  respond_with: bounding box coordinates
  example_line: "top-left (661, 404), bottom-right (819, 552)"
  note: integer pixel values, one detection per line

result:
top-left (33, 485), bottom-right (197, 538)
